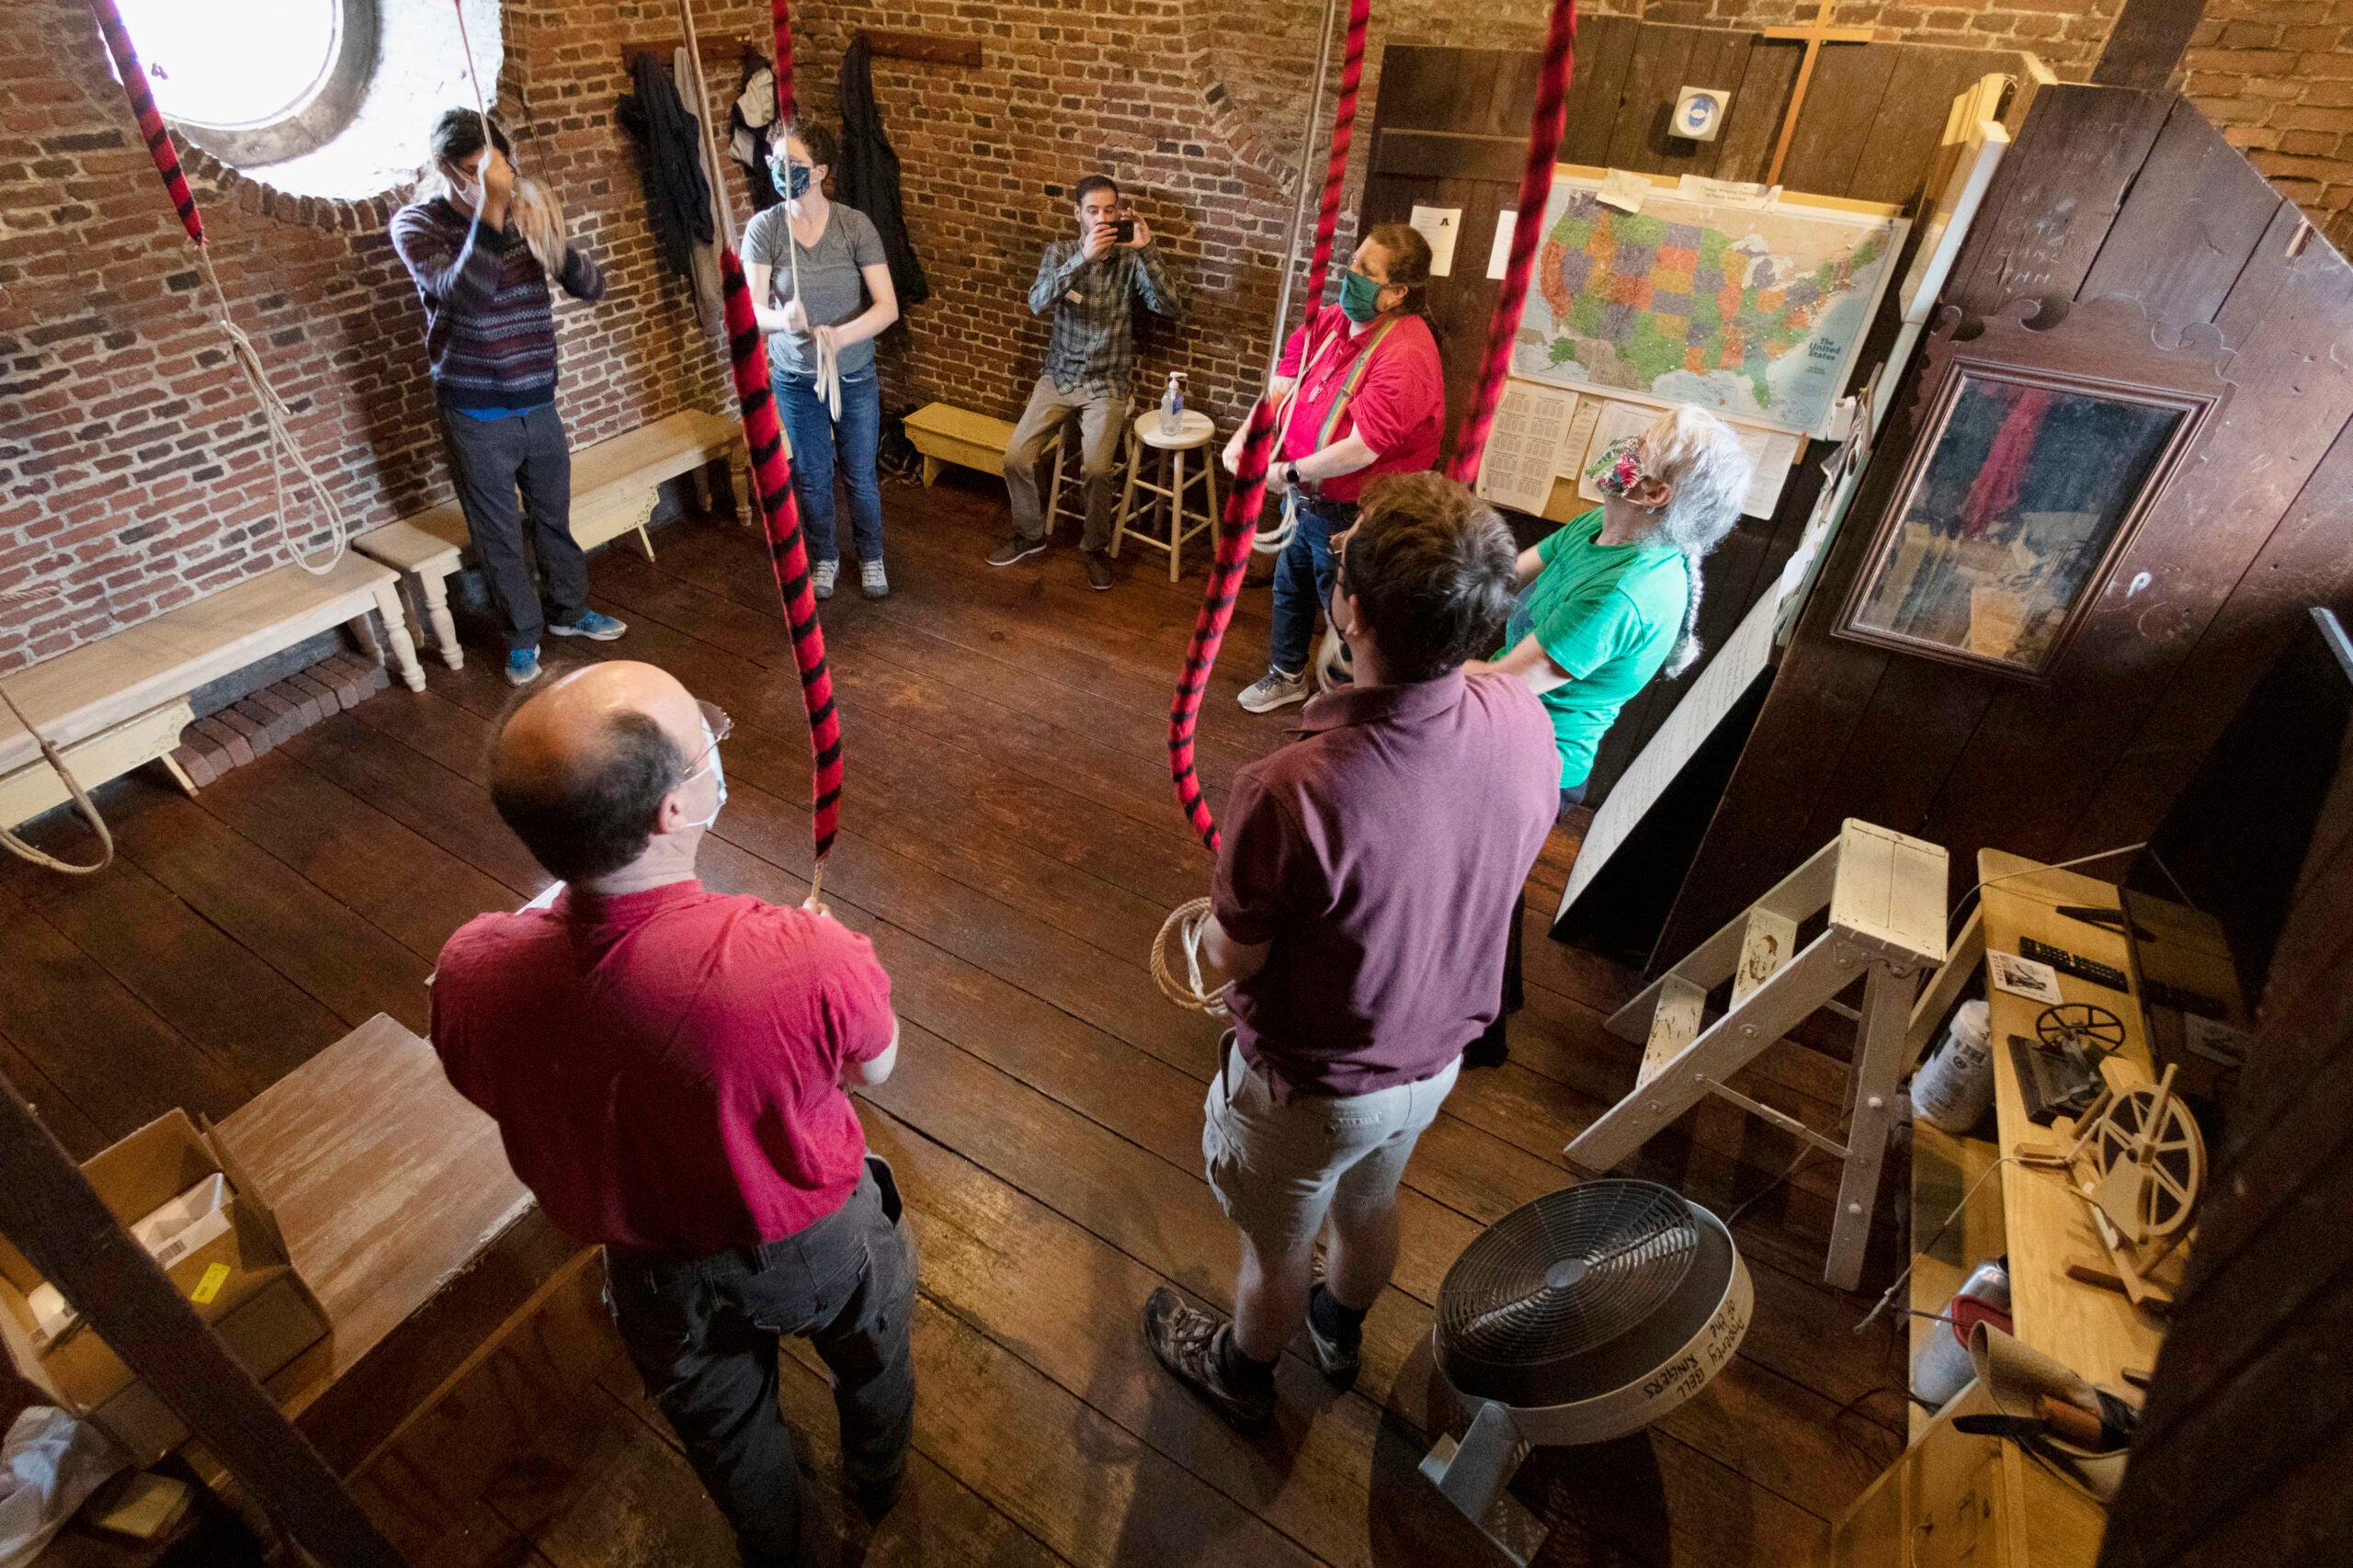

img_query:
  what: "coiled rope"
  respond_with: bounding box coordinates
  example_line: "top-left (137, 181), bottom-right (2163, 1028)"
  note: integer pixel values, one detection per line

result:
top-left (1155, 0), bottom-right (1578, 1008)
top-left (673, 0), bottom-right (845, 903)
top-left (85, 0), bottom-right (348, 578)
top-left (0, 586), bottom-right (112, 876)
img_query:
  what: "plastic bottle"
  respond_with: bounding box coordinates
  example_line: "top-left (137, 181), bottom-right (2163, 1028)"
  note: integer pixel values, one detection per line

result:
top-left (1159, 370), bottom-right (1185, 437)
top-left (1910, 998), bottom-right (1995, 1133)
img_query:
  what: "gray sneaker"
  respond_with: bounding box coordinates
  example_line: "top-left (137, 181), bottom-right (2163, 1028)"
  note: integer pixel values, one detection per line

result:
top-left (812, 559), bottom-right (838, 601)
top-left (861, 559), bottom-right (889, 599)
top-left (1237, 668), bottom-right (1308, 713)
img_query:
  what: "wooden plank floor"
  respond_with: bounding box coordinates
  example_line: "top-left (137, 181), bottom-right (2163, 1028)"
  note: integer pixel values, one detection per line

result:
top-left (0, 476), bottom-right (1911, 1567)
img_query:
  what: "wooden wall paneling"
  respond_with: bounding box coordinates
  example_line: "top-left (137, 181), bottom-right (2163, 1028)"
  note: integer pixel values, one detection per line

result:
top-left (1602, 26), bottom-right (1706, 176)
top-left (2099, 753), bottom-right (2353, 1568)
top-left (2079, 98), bottom-right (2289, 328)
top-left (1844, 50), bottom-right (2020, 209)
top-left (1775, 44), bottom-right (1903, 199)
top-left (1558, 18), bottom-right (1644, 167)
top-left (1922, 251), bottom-right (2353, 873)
top-left (2061, 417), bottom-right (2353, 865)
top-left (2093, 0), bottom-right (2211, 91)
top-left (1944, 84), bottom-right (2173, 318)
top-left (1713, 43), bottom-right (1802, 185)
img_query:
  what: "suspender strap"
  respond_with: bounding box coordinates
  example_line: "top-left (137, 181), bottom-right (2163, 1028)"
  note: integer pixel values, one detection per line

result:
top-left (1312, 315), bottom-right (1403, 451)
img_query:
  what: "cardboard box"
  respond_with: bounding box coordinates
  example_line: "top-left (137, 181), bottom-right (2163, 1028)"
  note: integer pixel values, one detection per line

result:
top-left (0, 1109), bottom-right (329, 1465)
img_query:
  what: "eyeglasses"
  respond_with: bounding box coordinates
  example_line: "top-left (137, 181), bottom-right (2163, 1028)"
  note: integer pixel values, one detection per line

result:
top-left (1332, 525), bottom-right (1355, 584)
top-left (685, 699), bottom-right (732, 776)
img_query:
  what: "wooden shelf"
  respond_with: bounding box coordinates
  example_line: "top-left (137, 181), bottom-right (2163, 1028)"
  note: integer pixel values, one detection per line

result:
top-left (1977, 850), bottom-right (2174, 1392)
top-left (1906, 1119), bottom-right (2004, 1443)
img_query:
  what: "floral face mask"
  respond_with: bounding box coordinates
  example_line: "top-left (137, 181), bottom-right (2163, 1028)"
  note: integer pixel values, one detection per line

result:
top-left (1585, 435), bottom-right (1650, 498)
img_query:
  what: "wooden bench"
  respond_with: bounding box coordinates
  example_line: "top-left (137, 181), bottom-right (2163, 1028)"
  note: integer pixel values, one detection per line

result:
top-left (0, 555), bottom-right (423, 832)
top-left (903, 400), bottom-right (1106, 535)
top-left (353, 409), bottom-right (746, 670)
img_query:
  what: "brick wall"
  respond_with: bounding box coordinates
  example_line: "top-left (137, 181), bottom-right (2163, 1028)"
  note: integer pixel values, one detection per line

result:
top-left (2178, 0), bottom-right (2353, 256)
top-left (0, 0), bottom-right (760, 675)
top-left (0, 0), bottom-right (2204, 677)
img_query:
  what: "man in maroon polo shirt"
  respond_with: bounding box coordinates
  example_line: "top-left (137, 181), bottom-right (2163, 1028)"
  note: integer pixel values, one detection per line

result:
top-left (1143, 474), bottom-right (1560, 1430)
top-left (430, 661), bottom-right (911, 1566)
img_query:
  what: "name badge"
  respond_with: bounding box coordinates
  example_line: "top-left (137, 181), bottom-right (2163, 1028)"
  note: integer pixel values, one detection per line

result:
top-left (1065, 289), bottom-right (1084, 305)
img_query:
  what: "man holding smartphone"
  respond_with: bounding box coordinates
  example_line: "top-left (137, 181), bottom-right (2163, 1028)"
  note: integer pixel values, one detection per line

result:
top-left (991, 175), bottom-right (1180, 591)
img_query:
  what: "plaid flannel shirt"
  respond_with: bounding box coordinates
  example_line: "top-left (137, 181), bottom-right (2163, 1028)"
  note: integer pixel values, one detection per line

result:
top-left (1028, 237), bottom-right (1181, 398)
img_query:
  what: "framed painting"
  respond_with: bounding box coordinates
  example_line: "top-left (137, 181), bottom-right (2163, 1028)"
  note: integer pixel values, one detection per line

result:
top-left (1836, 349), bottom-right (2214, 679)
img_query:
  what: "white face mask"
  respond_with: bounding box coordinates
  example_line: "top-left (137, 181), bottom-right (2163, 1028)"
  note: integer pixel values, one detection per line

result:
top-left (680, 705), bottom-right (729, 830)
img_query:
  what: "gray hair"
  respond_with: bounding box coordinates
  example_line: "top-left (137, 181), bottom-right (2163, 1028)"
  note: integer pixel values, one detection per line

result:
top-left (1639, 405), bottom-right (1754, 677)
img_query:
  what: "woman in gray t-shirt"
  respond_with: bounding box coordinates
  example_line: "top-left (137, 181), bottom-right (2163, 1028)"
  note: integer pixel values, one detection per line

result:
top-left (744, 120), bottom-right (900, 599)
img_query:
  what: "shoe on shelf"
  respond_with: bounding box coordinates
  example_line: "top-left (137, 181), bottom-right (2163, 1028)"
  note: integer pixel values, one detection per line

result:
top-left (987, 536), bottom-right (1047, 567)
top-left (1142, 1288), bottom-right (1276, 1433)
top-left (504, 647), bottom-right (542, 687)
top-left (547, 608), bottom-right (627, 642)
top-left (861, 559), bottom-right (889, 599)
top-left (1237, 668), bottom-right (1309, 713)
top-left (812, 559), bottom-right (838, 600)
top-left (1085, 551), bottom-right (1114, 592)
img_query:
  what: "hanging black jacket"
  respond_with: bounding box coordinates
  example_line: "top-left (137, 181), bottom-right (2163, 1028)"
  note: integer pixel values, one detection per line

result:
top-left (616, 52), bottom-right (713, 280)
top-left (835, 35), bottom-right (930, 311)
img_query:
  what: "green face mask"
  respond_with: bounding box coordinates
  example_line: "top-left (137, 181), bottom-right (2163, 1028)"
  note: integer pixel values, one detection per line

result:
top-left (1338, 267), bottom-right (1386, 324)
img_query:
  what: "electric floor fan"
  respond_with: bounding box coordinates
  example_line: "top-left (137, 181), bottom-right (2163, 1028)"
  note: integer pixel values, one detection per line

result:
top-left (1421, 1180), bottom-right (1752, 1562)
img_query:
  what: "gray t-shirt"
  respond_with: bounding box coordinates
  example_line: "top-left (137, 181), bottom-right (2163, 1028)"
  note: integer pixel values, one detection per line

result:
top-left (743, 203), bottom-right (888, 377)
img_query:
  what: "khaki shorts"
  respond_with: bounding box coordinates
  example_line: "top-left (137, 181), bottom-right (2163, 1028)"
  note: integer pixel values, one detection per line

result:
top-left (1202, 1037), bottom-right (1461, 1254)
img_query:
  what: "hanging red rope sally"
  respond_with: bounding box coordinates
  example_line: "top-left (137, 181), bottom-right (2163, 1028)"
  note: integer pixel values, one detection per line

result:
top-left (1451, 0), bottom-right (1577, 485)
top-left (1166, 0), bottom-right (1370, 857)
top-left (85, 0), bottom-right (203, 246)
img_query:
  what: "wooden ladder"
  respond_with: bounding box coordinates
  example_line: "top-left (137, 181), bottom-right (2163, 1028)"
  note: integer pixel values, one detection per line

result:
top-left (1567, 819), bottom-right (1949, 1290)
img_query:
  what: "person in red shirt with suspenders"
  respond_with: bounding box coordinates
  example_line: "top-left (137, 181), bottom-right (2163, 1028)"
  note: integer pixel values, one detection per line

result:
top-left (1224, 222), bottom-right (1446, 713)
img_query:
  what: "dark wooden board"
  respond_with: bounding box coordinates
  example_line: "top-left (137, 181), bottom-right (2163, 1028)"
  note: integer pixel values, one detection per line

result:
top-left (1776, 43), bottom-right (1902, 199)
top-left (2080, 97), bottom-right (2287, 328)
top-left (1946, 84), bottom-right (2174, 317)
top-left (1714, 40), bottom-right (1802, 187)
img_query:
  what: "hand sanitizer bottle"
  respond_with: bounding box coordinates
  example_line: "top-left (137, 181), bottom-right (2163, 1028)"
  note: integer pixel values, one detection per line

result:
top-left (1159, 371), bottom-right (1185, 437)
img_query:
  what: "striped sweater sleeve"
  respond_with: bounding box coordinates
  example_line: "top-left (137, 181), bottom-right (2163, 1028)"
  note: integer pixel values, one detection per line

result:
top-left (390, 202), bottom-right (504, 318)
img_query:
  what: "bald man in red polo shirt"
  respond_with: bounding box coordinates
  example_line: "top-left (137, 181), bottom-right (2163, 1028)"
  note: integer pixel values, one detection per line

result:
top-left (429, 662), bottom-right (911, 1566)
top-left (1144, 475), bottom-right (1560, 1431)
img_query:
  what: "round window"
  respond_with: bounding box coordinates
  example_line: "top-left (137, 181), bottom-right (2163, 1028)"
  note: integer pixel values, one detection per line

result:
top-left (112, 0), bottom-right (377, 169)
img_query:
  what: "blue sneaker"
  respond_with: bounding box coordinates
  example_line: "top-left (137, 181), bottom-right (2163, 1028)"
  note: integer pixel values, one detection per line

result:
top-left (505, 646), bottom-right (542, 687)
top-left (547, 608), bottom-right (627, 642)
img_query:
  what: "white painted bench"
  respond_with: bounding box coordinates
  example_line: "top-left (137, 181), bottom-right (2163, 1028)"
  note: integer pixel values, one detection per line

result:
top-left (0, 554), bottom-right (422, 832)
top-left (354, 409), bottom-right (746, 670)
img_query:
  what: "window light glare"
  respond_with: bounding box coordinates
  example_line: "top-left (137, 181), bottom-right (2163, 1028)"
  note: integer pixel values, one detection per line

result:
top-left (113, 0), bottom-right (338, 131)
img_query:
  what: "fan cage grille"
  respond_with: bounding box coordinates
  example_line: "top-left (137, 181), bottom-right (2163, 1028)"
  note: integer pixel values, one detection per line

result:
top-left (1437, 1180), bottom-right (1699, 1367)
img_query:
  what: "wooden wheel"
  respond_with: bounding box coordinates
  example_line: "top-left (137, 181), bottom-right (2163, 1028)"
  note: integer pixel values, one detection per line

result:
top-left (2090, 1084), bottom-right (2204, 1238)
top-left (2039, 1002), bottom-right (2126, 1056)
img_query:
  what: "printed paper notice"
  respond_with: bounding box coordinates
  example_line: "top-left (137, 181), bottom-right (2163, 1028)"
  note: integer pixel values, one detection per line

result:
top-left (1487, 210), bottom-right (1517, 280)
top-left (1409, 205), bottom-right (1461, 277)
top-left (1555, 395), bottom-right (1603, 477)
top-left (1475, 381), bottom-right (1580, 516)
top-left (1988, 951), bottom-right (2065, 1005)
top-left (1597, 168), bottom-right (1651, 214)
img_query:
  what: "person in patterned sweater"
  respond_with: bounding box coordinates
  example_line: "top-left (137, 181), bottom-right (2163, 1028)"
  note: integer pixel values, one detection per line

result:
top-left (392, 109), bottom-right (628, 687)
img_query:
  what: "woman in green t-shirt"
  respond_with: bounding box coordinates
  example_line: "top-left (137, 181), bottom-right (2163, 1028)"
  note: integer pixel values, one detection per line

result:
top-left (1460, 403), bottom-right (1751, 1066)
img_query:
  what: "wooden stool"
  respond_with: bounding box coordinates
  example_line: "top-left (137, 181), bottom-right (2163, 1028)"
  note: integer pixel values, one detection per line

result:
top-left (1041, 415), bottom-right (1131, 542)
top-left (1113, 410), bottom-right (1217, 582)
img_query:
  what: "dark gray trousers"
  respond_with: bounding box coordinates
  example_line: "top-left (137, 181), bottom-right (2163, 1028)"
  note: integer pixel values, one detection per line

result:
top-left (439, 404), bottom-right (590, 650)
top-left (605, 1159), bottom-right (917, 1567)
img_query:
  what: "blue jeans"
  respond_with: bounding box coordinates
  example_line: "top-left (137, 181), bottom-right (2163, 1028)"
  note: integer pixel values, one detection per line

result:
top-left (1267, 495), bottom-right (1358, 676)
top-left (772, 366), bottom-right (884, 564)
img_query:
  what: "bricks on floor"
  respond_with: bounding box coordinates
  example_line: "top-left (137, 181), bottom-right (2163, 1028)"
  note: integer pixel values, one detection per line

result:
top-left (170, 655), bottom-right (389, 790)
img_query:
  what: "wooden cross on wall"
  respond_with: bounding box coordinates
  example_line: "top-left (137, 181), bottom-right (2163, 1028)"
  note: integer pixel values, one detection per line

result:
top-left (1762, 0), bottom-right (1880, 185)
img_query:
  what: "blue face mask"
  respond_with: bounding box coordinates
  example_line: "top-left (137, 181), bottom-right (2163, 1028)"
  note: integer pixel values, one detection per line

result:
top-left (770, 159), bottom-right (813, 200)
top-left (1338, 267), bottom-right (1387, 325)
